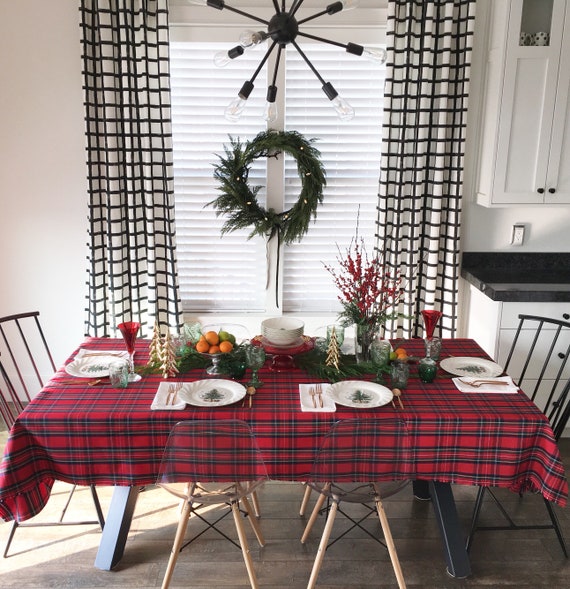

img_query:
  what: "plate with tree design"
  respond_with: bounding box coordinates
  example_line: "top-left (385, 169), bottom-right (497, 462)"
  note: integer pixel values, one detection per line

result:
top-left (329, 381), bottom-right (393, 408)
top-left (177, 379), bottom-right (246, 407)
top-left (439, 357), bottom-right (503, 378)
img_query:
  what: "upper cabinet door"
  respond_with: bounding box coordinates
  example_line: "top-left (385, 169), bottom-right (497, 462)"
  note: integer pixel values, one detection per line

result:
top-left (475, 0), bottom-right (570, 205)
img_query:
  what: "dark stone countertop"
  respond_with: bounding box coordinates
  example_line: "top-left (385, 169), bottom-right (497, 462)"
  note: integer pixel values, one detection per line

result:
top-left (461, 252), bottom-right (570, 302)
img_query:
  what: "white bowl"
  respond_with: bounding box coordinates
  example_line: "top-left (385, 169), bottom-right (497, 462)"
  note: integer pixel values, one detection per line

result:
top-left (261, 317), bottom-right (304, 347)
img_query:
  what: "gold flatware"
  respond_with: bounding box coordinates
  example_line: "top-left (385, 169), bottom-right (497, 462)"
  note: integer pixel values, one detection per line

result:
top-left (315, 383), bottom-right (323, 408)
top-left (458, 378), bottom-right (509, 388)
top-left (308, 387), bottom-right (317, 408)
top-left (246, 386), bottom-right (256, 408)
top-left (392, 388), bottom-right (404, 409)
top-left (81, 352), bottom-right (126, 358)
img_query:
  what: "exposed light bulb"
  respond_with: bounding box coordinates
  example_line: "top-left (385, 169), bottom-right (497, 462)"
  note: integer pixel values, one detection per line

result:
top-left (363, 46), bottom-right (387, 63)
top-left (225, 97), bottom-right (247, 122)
top-left (239, 30), bottom-right (267, 48)
top-left (341, 0), bottom-right (359, 10)
top-left (224, 80), bottom-right (254, 122)
top-left (264, 85), bottom-right (278, 123)
top-left (214, 51), bottom-right (231, 67)
top-left (322, 81), bottom-right (354, 121)
top-left (331, 95), bottom-right (355, 121)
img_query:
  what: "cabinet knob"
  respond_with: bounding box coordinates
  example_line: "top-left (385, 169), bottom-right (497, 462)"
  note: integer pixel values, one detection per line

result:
top-left (537, 187), bottom-right (545, 194)
top-left (558, 352), bottom-right (566, 360)
top-left (563, 313), bottom-right (569, 320)
top-left (548, 188), bottom-right (556, 194)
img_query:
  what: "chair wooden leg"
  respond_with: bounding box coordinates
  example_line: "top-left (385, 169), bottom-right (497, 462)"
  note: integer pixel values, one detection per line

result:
top-left (300, 484), bottom-right (312, 516)
top-left (161, 501), bottom-right (192, 589)
top-left (251, 490), bottom-right (261, 517)
top-left (241, 495), bottom-right (265, 547)
top-left (375, 497), bottom-right (407, 589)
top-left (231, 502), bottom-right (259, 589)
top-left (301, 484), bottom-right (329, 544)
top-left (306, 500), bottom-right (338, 589)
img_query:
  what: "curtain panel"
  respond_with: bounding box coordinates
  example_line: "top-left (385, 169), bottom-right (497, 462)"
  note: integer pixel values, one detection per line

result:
top-left (377, 0), bottom-right (476, 339)
top-left (79, 0), bottom-right (182, 337)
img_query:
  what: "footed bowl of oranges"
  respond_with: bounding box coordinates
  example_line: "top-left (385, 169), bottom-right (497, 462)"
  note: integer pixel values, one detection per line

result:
top-left (193, 323), bottom-right (250, 375)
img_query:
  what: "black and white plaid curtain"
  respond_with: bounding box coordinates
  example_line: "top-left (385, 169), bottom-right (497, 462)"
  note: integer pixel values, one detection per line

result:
top-left (377, 0), bottom-right (476, 338)
top-left (79, 0), bottom-right (182, 337)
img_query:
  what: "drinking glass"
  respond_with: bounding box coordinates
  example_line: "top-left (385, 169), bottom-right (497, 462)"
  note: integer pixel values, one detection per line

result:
top-left (422, 309), bottom-right (443, 361)
top-left (118, 321), bottom-right (142, 382)
top-left (245, 345), bottom-right (266, 388)
top-left (370, 339), bottom-right (391, 383)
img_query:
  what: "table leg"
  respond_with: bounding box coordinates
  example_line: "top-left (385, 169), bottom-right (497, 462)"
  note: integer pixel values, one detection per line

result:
top-left (94, 486), bottom-right (141, 570)
top-left (428, 481), bottom-right (472, 579)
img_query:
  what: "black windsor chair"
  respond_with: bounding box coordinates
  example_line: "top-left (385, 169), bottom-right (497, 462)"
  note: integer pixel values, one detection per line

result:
top-left (466, 313), bottom-right (570, 557)
top-left (0, 311), bottom-right (105, 557)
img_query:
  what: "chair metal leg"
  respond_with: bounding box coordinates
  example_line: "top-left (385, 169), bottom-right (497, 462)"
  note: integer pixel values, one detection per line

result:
top-left (161, 500), bottom-right (192, 589)
top-left (231, 501), bottom-right (259, 589)
top-left (375, 495), bottom-right (406, 589)
top-left (306, 500), bottom-right (338, 589)
top-left (543, 497), bottom-right (568, 557)
top-left (301, 485), bottom-right (329, 544)
top-left (3, 520), bottom-right (18, 558)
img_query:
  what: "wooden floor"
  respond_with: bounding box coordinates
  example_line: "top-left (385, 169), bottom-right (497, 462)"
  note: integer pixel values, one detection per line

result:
top-left (0, 433), bottom-right (568, 588)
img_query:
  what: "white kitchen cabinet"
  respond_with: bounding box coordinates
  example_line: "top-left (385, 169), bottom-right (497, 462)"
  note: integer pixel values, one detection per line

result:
top-left (476, 0), bottom-right (570, 206)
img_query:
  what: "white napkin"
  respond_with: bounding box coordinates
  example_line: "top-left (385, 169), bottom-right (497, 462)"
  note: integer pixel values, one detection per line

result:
top-left (453, 376), bottom-right (519, 394)
top-left (151, 382), bottom-right (187, 410)
top-left (299, 384), bottom-right (336, 412)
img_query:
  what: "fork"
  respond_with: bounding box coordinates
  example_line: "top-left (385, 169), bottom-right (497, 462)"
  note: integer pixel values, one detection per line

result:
top-left (315, 383), bottom-right (323, 408)
top-left (308, 387), bottom-right (317, 408)
top-left (458, 378), bottom-right (509, 388)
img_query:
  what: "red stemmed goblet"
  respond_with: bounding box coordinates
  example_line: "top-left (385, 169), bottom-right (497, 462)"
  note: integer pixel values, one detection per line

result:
top-left (118, 321), bottom-right (142, 382)
top-left (421, 310), bottom-right (443, 340)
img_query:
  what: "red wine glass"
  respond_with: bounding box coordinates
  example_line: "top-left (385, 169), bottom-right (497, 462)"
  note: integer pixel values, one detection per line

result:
top-left (118, 321), bottom-right (142, 382)
top-left (421, 310), bottom-right (443, 340)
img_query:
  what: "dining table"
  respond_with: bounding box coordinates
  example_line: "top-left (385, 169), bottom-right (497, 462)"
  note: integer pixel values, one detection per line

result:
top-left (0, 336), bottom-right (567, 580)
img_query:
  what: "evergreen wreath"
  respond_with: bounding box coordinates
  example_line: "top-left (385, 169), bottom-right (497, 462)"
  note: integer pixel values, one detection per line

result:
top-left (209, 129), bottom-right (326, 245)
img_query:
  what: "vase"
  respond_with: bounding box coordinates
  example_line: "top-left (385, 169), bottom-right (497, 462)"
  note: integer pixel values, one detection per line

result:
top-left (355, 324), bottom-right (379, 364)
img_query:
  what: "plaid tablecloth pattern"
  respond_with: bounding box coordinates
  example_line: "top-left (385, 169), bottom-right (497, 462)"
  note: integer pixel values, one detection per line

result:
top-left (1, 337), bottom-right (567, 522)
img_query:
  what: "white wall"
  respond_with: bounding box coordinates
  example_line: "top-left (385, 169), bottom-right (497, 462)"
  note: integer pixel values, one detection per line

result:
top-left (1, 1), bottom-right (569, 368)
top-left (0, 1), bottom-right (88, 365)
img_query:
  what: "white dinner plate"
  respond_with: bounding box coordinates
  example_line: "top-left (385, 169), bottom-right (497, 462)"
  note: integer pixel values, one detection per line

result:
top-left (329, 380), bottom-right (393, 409)
top-left (177, 379), bottom-right (247, 407)
top-left (65, 356), bottom-right (118, 378)
top-left (440, 357), bottom-right (503, 378)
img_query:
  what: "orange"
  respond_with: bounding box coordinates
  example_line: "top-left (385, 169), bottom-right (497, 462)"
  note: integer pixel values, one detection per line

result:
top-left (195, 339), bottom-right (209, 353)
top-left (394, 347), bottom-right (408, 359)
top-left (208, 345), bottom-right (221, 354)
top-left (219, 340), bottom-right (233, 354)
top-left (204, 330), bottom-right (220, 346)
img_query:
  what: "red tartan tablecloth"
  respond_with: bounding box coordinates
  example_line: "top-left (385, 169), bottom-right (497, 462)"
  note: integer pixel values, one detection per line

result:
top-left (1, 337), bottom-right (567, 522)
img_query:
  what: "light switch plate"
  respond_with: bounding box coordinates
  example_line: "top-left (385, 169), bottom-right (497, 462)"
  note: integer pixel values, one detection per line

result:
top-left (511, 224), bottom-right (525, 246)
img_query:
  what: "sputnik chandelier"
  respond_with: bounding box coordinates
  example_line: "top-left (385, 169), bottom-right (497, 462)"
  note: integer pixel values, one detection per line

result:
top-left (191, 0), bottom-right (387, 122)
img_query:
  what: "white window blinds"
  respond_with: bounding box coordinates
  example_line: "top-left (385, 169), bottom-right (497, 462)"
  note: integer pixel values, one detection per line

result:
top-left (170, 40), bottom-right (385, 315)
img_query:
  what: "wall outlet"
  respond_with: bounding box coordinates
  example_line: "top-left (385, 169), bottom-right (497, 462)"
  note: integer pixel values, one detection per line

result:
top-left (511, 224), bottom-right (525, 246)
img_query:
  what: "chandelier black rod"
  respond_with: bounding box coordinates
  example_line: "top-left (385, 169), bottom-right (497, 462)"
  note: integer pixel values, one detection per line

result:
top-left (297, 30), bottom-right (359, 53)
top-left (271, 45), bottom-right (284, 87)
top-left (289, 0), bottom-right (307, 18)
top-left (291, 40), bottom-right (327, 87)
top-left (209, 1), bottom-right (269, 26)
top-left (247, 40), bottom-right (278, 87)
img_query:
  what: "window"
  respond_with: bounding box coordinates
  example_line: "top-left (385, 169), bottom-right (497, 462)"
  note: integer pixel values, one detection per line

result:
top-left (169, 9), bottom-right (386, 320)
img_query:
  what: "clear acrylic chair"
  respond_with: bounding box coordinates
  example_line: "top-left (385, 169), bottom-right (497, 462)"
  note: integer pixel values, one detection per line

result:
top-left (157, 419), bottom-right (269, 589)
top-left (300, 418), bottom-right (411, 589)
top-left (466, 313), bottom-right (570, 557)
top-left (0, 311), bottom-right (105, 557)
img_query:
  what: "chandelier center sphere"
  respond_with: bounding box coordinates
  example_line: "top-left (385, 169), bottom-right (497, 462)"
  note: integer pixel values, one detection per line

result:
top-left (268, 12), bottom-right (299, 45)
